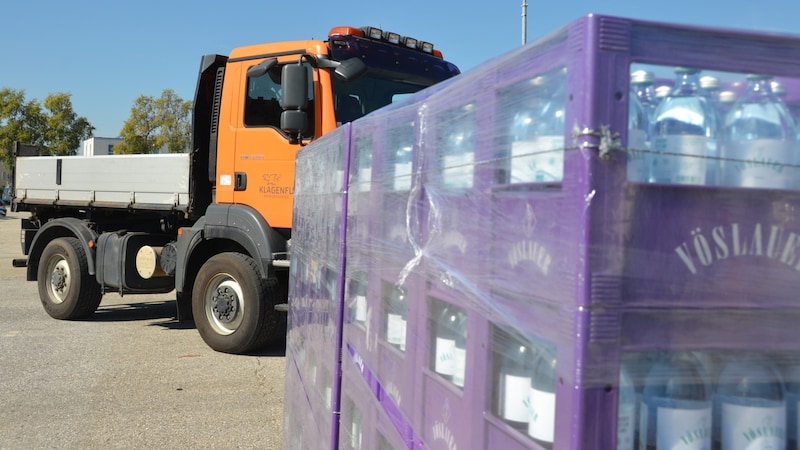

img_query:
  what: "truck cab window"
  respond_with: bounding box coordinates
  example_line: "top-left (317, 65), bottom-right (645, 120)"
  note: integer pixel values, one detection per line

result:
top-left (245, 62), bottom-right (315, 137)
top-left (331, 73), bottom-right (427, 126)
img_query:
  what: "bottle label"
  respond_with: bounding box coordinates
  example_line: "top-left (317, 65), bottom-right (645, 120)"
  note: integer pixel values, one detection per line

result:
top-left (354, 295), bottom-right (367, 322)
top-left (351, 417), bottom-right (362, 450)
top-left (640, 400), bottom-right (711, 450)
top-left (510, 136), bottom-right (564, 183)
top-left (627, 129), bottom-right (649, 182)
top-left (617, 401), bottom-right (636, 450)
top-left (435, 337), bottom-right (456, 376)
top-left (386, 313), bottom-right (406, 351)
top-left (325, 386), bottom-right (332, 410)
top-left (651, 135), bottom-right (708, 185)
top-left (452, 346), bottom-right (466, 387)
top-left (442, 153), bottom-right (474, 189)
top-left (721, 401), bottom-right (786, 449)
top-left (393, 162), bottom-right (412, 191)
top-left (357, 168), bottom-right (372, 188)
top-left (502, 374), bottom-right (531, 423)
top-left (528, 387), bottom-right (556, 443)
top-left (722, 139), bottom-right (799, 189)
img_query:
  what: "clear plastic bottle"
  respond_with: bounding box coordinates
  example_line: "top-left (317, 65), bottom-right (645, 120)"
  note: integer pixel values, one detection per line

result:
top-left (721, 74), bottom-right (799, 189)
top-left (783, 357), bottom-right (800, 448)
top-left (639, 351), bottom-right (712, 450)
top-left (452, 311), bottom-right (467, 388)
top-left (384, 285), bottom-right (407, 352)
top-left (628, 88), bottom-right (651, 182)
top-left (388, 122), bottom-right (414, 191)
top-left (631, 70), bottom-right (660, 121)
top-left (439, 105), bottom-right (475, 189)
top-left (713, 353), bottom-right (786, 450)
top-left (349, 402), bottom-right (363, 450)
top-left (651, 68), bottom-right (721, 186)
top-left (495, 331), bottom-right (533, 430)
top-left (529, 341), bottom-right (557, 449)
top-left (431, 301), bottom-right (467, 386)
top-left (349, 277), bottom-right (367, 324)
top-left (618, 364), bottom-right (637, 450)
top-left (700, 76), bottom-right (721, 105)
top-left (509, 70), bottom-right (566, 183)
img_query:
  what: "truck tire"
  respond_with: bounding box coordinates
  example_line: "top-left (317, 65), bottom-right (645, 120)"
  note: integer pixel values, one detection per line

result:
top-left (37, 237), bottom-right (103, 320)
top-left (192, 252), bottom-right (283, 354)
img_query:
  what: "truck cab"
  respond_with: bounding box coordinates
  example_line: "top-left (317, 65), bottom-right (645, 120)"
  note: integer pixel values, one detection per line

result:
top-left (193, 26), bottom-right (459, 231)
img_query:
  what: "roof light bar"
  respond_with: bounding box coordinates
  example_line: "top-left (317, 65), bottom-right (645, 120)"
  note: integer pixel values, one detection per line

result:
top-left (330, 25), bottom-right (442, 58)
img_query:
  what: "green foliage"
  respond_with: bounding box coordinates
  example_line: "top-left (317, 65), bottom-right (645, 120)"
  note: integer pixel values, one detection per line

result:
top-left (0, 88), bottom-right (93, 169)
top-left (116, 89), bottom-right (191, 154)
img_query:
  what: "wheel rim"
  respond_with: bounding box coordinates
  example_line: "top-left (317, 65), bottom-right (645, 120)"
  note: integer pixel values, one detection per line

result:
top-left (47, 257), bottom-right (71, 304)
top-left (204, 273), bottom-right (245, 335)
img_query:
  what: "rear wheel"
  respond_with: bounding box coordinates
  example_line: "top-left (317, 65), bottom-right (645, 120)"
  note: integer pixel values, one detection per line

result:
top-left (192, 252), bottom-right (283, 354)
top-left (37, 237), bottom-right (102, 319)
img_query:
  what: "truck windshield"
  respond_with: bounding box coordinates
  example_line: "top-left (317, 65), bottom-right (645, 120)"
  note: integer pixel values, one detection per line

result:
top-left (332, 73), bottom-right (431, 125)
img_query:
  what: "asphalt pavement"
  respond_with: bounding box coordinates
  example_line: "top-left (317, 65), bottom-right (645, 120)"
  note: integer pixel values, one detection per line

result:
top-left (0, 211), bottom-right (286, 449)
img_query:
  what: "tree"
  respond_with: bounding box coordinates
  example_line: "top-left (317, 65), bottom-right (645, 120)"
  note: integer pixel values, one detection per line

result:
top-left (116, 89), bottom-right (191, 154)
top-left (0, 88), bottom-right (93, 169)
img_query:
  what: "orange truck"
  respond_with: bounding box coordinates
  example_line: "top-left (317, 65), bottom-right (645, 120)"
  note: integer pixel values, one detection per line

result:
top-left (11, 26), bottom-right (460, 354)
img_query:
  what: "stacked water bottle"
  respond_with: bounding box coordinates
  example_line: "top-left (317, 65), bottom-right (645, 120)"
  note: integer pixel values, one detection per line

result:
top-left (628, 68), bottom-right (800, 189)
top-left (617, 350), bottom-right (800, 450)
top-left (491, 327), bottom-right (558, 449)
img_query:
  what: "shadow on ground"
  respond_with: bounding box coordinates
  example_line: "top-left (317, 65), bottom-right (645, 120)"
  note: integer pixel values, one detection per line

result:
top-left (89, 299), bottom-right (287, 357)
top-left (91, 300), bottom-right (184, 324)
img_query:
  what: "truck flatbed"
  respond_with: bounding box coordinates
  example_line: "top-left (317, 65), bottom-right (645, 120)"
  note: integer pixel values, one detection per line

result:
top-left (14, 153), bottom-right (191, 212)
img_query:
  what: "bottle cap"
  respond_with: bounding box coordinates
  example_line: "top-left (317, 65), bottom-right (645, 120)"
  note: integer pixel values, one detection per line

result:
top-left (718, 90), bottom-right (737, 103)
top-left (655, 85), bottom-right (671, 99)
top-left (630, 70), bottom-right (655, 84)
top-left (699, 76), bottom-right (720, 91)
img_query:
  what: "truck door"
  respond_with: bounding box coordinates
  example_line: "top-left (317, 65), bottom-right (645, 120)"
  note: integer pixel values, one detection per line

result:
top-left (226, 59), bottom-right (315, 230)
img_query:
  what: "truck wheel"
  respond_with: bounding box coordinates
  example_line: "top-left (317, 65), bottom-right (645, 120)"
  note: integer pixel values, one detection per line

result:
top-left (192, 252), bottom-right (283, 354)
top-left (37, 237), bottom-right (102, 320)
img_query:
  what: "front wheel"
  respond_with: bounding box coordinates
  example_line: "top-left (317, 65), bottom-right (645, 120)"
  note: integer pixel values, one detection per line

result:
top-left (37, 237), bottom-right (102, 319)
top-left (192, 252), bottom-right (283, 354)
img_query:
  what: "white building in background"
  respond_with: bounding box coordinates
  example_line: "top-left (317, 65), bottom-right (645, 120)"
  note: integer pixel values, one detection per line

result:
top-left (81, 137), bottom-right (172, 155)
top-left (82, 137), bottom-right (122, 156)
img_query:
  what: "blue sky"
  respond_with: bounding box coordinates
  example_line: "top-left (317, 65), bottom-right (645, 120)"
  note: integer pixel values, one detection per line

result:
top-left (2, 0), bottom-right (799, 138)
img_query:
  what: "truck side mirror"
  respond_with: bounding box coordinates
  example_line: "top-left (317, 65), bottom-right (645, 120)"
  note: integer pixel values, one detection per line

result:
top-left (334, 57), bottom-right (367, 81)
top-left (246, 58), bottom-right (277, 78)
top-left (281, 63), bottom-right (309, 140)
top-left (282, 64), bottom-right (308, 110)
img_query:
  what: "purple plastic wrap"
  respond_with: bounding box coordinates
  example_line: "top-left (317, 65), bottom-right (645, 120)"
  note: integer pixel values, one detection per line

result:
top-left (284, 124), bottom-right (349, 450)
top-left (286, 13), bottom-right (800, 450)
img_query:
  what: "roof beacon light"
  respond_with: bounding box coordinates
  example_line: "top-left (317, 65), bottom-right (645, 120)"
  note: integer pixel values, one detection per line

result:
top-left (328, 26), bottom-right (364, 38)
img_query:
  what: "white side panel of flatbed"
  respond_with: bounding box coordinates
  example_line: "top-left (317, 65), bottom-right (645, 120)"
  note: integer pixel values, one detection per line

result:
top-left (14, 153), bottom-right (192, 210)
